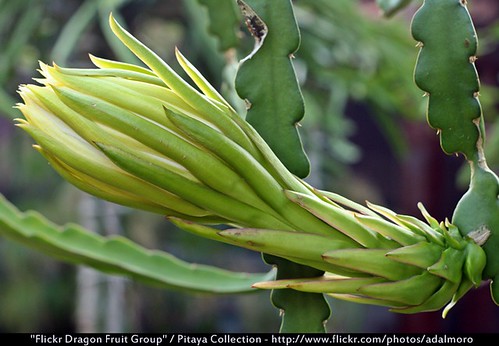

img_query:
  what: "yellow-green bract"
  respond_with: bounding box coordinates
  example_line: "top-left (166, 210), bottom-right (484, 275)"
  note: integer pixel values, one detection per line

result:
top-left (15, 14), bottom-right (493, 316)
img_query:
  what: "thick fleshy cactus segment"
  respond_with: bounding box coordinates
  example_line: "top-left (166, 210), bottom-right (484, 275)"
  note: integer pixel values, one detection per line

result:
top-left (412, 0), bottom-right (499, 307)
top-left (452, 164), bottom-right (499, 301)
top-left (0, 194), bottom-right (275, 294)
top-left (411, 0), bottom-right (499, 306)
top-left (235, 0), bottom-right (310, 178)
top-left (412, 0), bottom-right (482, 159)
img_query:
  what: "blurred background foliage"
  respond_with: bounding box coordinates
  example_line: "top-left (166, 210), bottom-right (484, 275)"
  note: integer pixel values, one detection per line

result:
top-left (0, 0), bottom-right (498, 333)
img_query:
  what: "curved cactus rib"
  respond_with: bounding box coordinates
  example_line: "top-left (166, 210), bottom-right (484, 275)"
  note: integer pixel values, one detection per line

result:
top-left (412, 0), bottom-right (499, 306)
top-left (0, 194), bottom-right (274, 293)
top-left (412, 0), bottom-right (482, 160)
top-left (235, 0), bottom-right (310, 178)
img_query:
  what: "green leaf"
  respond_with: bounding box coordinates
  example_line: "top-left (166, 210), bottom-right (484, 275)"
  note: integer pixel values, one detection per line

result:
top-left (0, 194), bottom-right (274, 294)
top-left (235, 0), bottom-right (310, 178)
top-left (196, 0), bottom-right (241, 51)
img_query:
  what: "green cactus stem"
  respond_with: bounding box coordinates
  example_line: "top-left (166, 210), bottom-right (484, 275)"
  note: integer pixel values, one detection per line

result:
top-left (412, 0), bottom-right (499, 303)
top-left (412, 0), bottom-right (482, 159)
top-left (235, 0), bottom-right (310, 178)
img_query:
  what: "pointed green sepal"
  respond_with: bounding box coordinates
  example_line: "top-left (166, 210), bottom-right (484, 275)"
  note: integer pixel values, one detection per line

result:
top-left (322, 249), bottom-right (421, 281)
top-left (427, 247), bottom-right (465, 283)
top-left (386, 241), bottom-right (443, 269)
top-left (358, 272), bottom-right (443, 306)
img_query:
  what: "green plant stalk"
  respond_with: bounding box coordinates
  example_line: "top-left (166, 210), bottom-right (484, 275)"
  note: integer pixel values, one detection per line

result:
top-left (235, 0), bottom-right (310, 178)
top-left (412, 0), bottom-right (499, 302)
top-left (412, 0), bottom-right (482, 159)
top-left (0, 194), bottom-right (274, 293)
